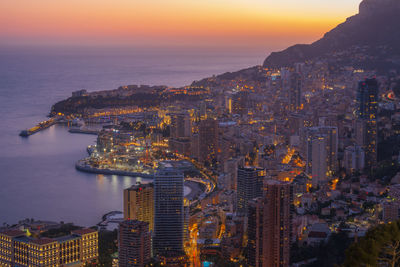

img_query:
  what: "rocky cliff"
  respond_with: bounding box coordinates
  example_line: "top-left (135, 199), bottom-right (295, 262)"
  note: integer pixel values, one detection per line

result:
top-left (263, 0), bottom-right (400, 68)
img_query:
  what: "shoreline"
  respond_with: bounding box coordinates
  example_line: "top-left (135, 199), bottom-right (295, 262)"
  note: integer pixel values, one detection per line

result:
top-left (75, 160), bottom-right (154, 179)
top-left (68, 128), bottom-right (100, 135)
top-left (75, 160), bottom-right (209, 202)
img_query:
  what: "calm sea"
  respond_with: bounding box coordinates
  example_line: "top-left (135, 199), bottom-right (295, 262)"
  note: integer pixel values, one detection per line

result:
top-left (0, 45), bottom-right (267, 226)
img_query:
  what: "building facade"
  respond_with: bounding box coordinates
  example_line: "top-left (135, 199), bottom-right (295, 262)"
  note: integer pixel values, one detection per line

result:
top-left (247, 198), bottom-right (264, 267)
top-left (263, 181), bottom-right (292, 267)
top-left (0, 228), bottom-right (98, 267)
top-left (170, 113), bottom-right (191, 139)
top-left (153, 168), bottom-right (184, 256)
top-left (289, 72), bottom-right (302, 112)
top-left (356, 78), bottom-right (379, 169)
top-left (302, 126), bottom-right (338, 187)
top-left (123, 183), bottom-right (154, 232)
top-left (343, 145), bottom-right (365, 174)
top-left (198, 118), bottom-right (219, 164)
top-left (118, 220), bottom-right (151, 267)
top-left (246, 181), bottom-right (292, 267)
top-left (236, 167), bottom-right (265, 216)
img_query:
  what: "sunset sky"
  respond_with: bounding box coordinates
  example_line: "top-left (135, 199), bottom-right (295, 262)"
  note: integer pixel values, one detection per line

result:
top-left (0, 0), bottom-right (362, 49)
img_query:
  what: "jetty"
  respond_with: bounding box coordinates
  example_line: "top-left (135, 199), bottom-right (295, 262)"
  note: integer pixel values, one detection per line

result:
top-left (68, 128), bottom-right (99, 135)
top-left (19, 118), bottom-right (58, 137)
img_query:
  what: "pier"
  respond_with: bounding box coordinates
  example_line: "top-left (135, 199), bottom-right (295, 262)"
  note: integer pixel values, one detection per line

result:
top-left (19, 118), bottom-right (58, 137)
top-left (68, 128), bottom-right (100, 135)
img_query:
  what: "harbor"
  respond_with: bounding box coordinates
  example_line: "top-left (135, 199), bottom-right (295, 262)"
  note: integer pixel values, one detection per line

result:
top-left (75, 159), bottom-right (154, 179)
top-left (19, 116), bottom-right (102, 137)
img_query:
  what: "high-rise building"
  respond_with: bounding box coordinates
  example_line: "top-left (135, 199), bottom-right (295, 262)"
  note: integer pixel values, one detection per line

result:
top-left (169, 112), bottom-right (192, 156)
top-left (236, 167), bottom-right (265, 216)
top-left (343, 145), bottom-right (365, 174)
top-left (232, 91), bottom-right (250, 115)
top-left (311, 135), bottom-right (328, 187)
top-left (247, 198), bottom-right (264, 267)
top-left (354, 119), bottom-right (367, 147)
top-left (123, 183), bottom-right (154, 232)
top-left (225, 95), bottom-right (233, 114)
top-left (170, 113), bottom-right (191, 139)
top-left (224, 157), bottom-right (245, 190)
top-left (153, 168), bottom-right (184, 256)
top-left (0, 228), bottom-right (98, 267)
top-left (200, 101), bottom-right (207, 118)
top-left (118, 220), bottom-right (151, 267)
top-left (198, 118), bottom-right (219, 164)
top-left (247, 181), bottom-right (292, 267)
top-left (263, 181), bottom-right (292, 267)
top-left (289, 72), bottom-right (302, 112)
top-left (303, 126), bottom-right (338, 187)
top-left (183, 199), bottom-right (190, 243)
top-left (356, 78), bottom-right (379, 169)
top-left (169, 138), bottom-right (191, 157)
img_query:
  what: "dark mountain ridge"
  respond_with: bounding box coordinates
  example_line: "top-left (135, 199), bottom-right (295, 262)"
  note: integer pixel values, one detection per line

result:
top-left (263, 0), bottom-right (400, 68)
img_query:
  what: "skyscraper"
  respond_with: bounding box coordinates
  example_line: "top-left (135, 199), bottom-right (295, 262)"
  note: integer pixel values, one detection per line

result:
top-left (153, 168), bottom-right (184, 256)
top-left (356, 78), bottom-right (379, 169)
top-left (123, 183), bottom-right (154, 232)
top-left (247, 181), bottom-right (292, 267)
top-left (118, 220), bottom-right (151, 267)
top-left (289, 72), bottom-right (302, 112)
top-left (311, 135), bottom-right (328, 187)
top-left (198, 118), bottom-right (219, 164)
top-left (343, 145), bottom-right (365, 174)
top-left (247, 198), bottom-right (264, 267)
top-left (169, 112), bottom-right (192, 156)
top-left (263, 181), bottom-right (292, 267)
top-left (170, 112), bottom-right (191, 139)
top-left (303, 126), bottom-right (338, 187)
top-left (236, 167), bottom-right (265, 216)
top-left (224, 157), bottom-right (245, 190)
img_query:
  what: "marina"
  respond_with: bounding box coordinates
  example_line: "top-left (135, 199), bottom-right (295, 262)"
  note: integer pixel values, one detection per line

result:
top-left (75, 159), bottom-right (154, 179)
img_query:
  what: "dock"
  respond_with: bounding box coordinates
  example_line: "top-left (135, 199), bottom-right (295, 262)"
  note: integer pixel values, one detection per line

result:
top-left (68, 128), bottom-right (100, 135)
top-left (19, 118), bottom-right (58, 137)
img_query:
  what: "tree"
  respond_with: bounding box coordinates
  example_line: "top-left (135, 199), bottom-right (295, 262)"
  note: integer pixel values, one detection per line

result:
top-left (291, 232), bottom-right (352, 267)
top-left (343, 220), bottom-right (400, 267)
top-left (98, 230), bottom-right (118, 267)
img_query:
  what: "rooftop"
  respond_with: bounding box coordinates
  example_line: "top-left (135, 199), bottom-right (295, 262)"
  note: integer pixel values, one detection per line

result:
top-left (55, 235), bottom-right (80, 243)
top-left (0, 230), bottom-right (25, 237)
top-left (14, 236), bottom-right (32, 243)
top-left (308, 231), bottom-right (328, 239)
top-left (30, 238), bottom-right (56, 245)
top-left (71, 228), bottom-right (97, 236)
top-left (126, 182), bottom-right (154, 191)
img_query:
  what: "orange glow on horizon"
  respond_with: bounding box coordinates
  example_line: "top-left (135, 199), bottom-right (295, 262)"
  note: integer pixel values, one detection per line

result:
top-left (0, 0), bottom-right (361, 47)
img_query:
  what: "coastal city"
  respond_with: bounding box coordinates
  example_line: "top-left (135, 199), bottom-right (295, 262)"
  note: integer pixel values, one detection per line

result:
top-left (2, 0), bottom-right (400, 266)
top-left (4, 48), bottom-right (400, 266)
